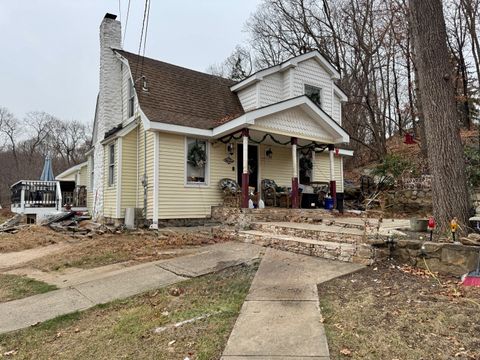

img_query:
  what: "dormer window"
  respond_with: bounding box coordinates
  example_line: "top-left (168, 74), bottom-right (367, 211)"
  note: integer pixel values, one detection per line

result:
top-left (128, 78), bottom-right (135, 118)
top-left (305, 84), bottom-right (321, 107)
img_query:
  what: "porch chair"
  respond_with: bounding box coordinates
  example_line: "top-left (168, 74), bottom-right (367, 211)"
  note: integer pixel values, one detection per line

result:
top-left (261, 179), bottom-right (278, 207)
top-left (219, 178), bottom-right (241, 207)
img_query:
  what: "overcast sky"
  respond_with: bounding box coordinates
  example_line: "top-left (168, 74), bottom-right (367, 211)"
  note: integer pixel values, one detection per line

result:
top-left (0, 0), bottom-right (259, 124)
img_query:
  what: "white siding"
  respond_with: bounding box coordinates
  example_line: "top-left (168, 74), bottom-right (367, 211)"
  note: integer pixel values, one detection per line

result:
top-left (259, 72), bottom-right (283, 107)
top-left (332, 94), bottom-right (342, 125)
top-left (237, 84), bottom-right (258, 112)
top-left (293, 59), bottom-right (334, 117)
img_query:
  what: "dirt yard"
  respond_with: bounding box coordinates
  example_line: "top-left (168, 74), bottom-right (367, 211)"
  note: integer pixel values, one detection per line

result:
top-left (1, 224), bottom-right (229, 271)
top-left (318, 261), bottom-right (480, 360)
top-left (0, 263), bottom-right (257, 360)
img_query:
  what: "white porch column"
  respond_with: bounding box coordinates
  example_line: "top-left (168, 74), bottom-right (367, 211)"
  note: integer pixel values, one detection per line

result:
top-left (150, 132), bottom-right (160, 229)
top-left (328, 144), bottom-right (337, 205)
top-left (241, 128), bottom-right (249, 208)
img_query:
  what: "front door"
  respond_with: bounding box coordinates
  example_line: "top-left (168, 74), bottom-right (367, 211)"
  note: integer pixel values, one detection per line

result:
top-left (237, 144), bottom-right (258, 191)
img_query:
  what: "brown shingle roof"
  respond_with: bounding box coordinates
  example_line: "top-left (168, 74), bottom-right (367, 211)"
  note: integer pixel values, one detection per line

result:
top-left (116, 50), bottom-right (244, 130)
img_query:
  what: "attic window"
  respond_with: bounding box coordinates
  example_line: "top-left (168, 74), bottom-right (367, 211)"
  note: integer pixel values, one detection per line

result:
top-left (128, 78), bottom-right (135, 118)
top-left (305, 84), bottom-right (321, 107)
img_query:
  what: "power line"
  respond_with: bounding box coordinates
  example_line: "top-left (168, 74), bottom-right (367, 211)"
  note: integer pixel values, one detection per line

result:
top-left (140, 0), bottom-right (152, 77)
top-left (118, 0), bottom-right (122, 25)
top-left (134, 0), bottom-right (150, 83)
top-left (122, 0), bottom-right (131, 47)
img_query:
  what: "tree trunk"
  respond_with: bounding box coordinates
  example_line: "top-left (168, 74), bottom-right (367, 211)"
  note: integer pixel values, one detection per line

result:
top-left (409, 0), bottom-right (470, 234)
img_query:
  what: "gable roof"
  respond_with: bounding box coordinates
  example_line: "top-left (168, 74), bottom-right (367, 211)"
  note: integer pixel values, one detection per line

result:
top-left (230, 51), bottom-right (341, 92)
top-left (115, 50), bottom-right (244, 130)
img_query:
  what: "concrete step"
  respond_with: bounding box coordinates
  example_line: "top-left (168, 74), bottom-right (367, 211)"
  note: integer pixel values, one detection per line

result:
top-left (238, 230), bottom-right (372, 264)
top-left (251, 221), bottom-right (365, 244)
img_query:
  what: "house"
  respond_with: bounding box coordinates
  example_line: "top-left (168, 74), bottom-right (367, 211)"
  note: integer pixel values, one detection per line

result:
top-left (83, 13), bottom-right (351, 228)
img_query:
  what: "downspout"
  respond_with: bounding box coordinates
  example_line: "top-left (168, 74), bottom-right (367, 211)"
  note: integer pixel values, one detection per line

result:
top-left (142, 129), bottom-right (148, 226)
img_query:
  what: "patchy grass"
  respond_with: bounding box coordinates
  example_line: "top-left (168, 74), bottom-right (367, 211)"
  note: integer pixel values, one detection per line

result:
top-left (25, 228), bottom-right (225, 271)
top-left (0, 263), bottom-right (257, 359)
top-left (318, 261), bottom-right (480, 360)
top-left (0, 274), bottom-right (57, 302)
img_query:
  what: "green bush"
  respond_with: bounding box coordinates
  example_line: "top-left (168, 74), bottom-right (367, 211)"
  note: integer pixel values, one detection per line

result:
top-left (373, 154), bottom-right (416, 178)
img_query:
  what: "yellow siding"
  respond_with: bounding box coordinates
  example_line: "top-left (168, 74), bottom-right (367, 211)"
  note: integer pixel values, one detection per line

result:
top-left (158, 134), bottom-right (236, 219)
top-left (259, 144), bottom-right (293, 187)
top-left (120, 126), bottom-right (138, 218)
top-left (87, 155), bottom-right (93, 213)
top-left (313, 152), bottom-right (344, 192)
top-left (145, 130), bottom-right (154, 219)
top-left (103, 140), bottom-right (118, 218)
top-left (78, 164), bottom-right (88, 186)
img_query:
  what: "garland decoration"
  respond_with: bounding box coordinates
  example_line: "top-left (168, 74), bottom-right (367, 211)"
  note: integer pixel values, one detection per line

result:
top-left (187, 141), bottom-right (207, 168)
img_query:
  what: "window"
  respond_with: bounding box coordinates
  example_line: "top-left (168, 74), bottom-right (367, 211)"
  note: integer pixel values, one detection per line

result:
top-left (128, 78), bottom-right (135, 118)
top-left (108, 143), bottom-right (115, 186)
top-left (305, 84), bottom-right (321, 107)
top-left (186, 138), bottom-right (208, 185)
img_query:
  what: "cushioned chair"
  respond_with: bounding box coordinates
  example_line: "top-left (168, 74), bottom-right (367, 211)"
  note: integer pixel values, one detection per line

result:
top-left (261, 179), bottom-right (278, 207)
top-left (219, 178), bottom-right (241, 207)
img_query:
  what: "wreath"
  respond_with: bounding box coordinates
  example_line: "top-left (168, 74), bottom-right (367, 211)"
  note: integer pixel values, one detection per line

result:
top-left (187, 141), bottom-right (207, 168)
top-left (300, 157), bottom-right (313, 171)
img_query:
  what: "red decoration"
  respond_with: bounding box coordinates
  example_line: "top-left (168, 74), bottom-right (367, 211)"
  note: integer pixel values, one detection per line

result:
top-left (404, 133), bottom-right (415, 145)
top-left (428, 217), bottom-right (436, 231)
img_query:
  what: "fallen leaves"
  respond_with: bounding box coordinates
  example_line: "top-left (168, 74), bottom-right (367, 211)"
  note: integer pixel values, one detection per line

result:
top-left (340, 348), bottom-right (352, 357)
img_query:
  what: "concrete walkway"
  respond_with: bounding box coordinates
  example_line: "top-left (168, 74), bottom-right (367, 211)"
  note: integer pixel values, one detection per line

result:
top-left (222, 248), bottom-right (363, 360)
top-left (0, 242), bottom-right (263, 334)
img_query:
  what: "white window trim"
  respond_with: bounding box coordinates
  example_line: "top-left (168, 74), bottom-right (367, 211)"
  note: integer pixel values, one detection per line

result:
top-left (128, 78), bottom-right (135, 119)
top-left (108, 143), bottom-right (115, 187)
top-left (184, 137), bottom-right (210, 187)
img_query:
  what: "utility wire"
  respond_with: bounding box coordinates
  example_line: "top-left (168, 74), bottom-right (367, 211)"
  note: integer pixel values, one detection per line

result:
top-left (140, 0), bottom-right (151, 78)
top-left (118, 0), bottom-right (122, 25)
top-left (122, 0), bottom-right (132, 47)
top-left (134, 0), bottom-right (150, 84)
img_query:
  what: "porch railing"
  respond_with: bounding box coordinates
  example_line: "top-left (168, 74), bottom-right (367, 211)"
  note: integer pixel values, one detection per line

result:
top-left (11, 180), bottom-right (59, 209)
top-left (10, 181), bottom-right (87, 210)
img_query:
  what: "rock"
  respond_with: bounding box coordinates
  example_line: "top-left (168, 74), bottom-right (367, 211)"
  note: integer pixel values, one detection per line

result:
top-left (460, 237), bottom-right (480, 246)
top-left (460, 234), bottom-right (480, 246)
top-left (417, 191), bottom-right (425, 198)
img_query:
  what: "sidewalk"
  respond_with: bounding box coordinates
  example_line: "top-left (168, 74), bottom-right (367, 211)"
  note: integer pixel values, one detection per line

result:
top-left (222, 248), bottom-right (364, 360)
top-left (0, 242), bottom-right (263, 334)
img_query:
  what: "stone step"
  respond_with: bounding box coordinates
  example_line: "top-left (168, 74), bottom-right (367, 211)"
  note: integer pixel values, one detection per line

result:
top-left (251, 221), bottom-right (365, 244)
top-left (238, 230), bottom-right (373, 264)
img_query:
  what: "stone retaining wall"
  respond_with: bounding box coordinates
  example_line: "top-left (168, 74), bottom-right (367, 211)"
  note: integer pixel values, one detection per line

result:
top-left (389, 239), bottom-right (479, 276)
top-left (211, 206), bottom-right (334, 228)
top-left (384, 189), bottom-right (432, 213)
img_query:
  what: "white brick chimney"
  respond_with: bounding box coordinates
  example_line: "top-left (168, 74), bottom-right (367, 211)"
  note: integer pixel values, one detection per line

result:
top-left (92, 13), bottom-right (122, 220)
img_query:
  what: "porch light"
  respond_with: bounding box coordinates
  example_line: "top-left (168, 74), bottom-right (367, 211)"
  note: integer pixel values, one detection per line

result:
top-left (266, 147), bottom-right (273, 159)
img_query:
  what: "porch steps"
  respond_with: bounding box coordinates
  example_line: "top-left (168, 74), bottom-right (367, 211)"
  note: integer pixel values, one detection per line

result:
top-left (238, 230), bottom-right (358, 263)
top-left (251, 221), bottom-right (366, 243)
top-left (238, 222), bottom-right (377, 264)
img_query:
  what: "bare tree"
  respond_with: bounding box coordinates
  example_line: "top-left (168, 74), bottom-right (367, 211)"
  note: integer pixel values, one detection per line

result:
top-left (0, 107), bottom-right (19, 168)
top-left (409, 0), bottom-right (470, 232)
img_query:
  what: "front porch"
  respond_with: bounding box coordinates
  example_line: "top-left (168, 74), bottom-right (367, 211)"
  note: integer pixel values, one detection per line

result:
top-left (213, 95), bottom-right (350, 211)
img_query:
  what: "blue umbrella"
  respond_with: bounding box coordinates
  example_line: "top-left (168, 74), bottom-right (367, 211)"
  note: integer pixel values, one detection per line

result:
top-left (40, 153), bottom-right (55, 181)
